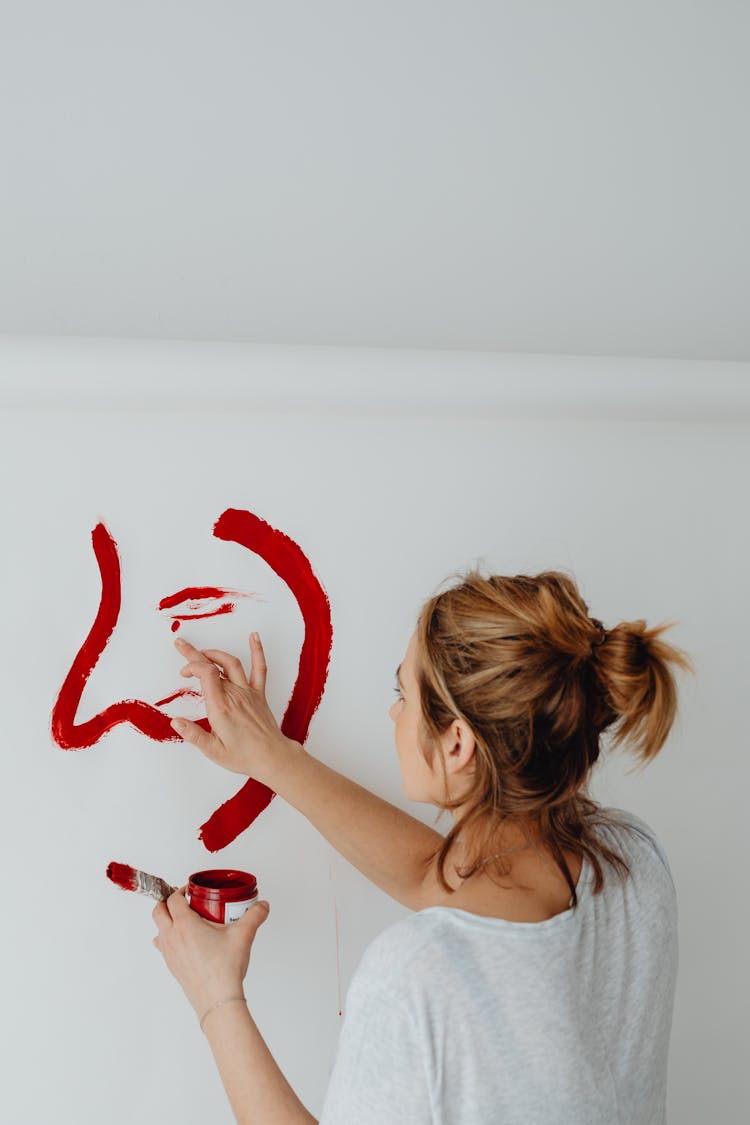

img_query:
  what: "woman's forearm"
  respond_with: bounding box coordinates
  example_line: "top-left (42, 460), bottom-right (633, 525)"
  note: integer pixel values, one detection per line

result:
top-left (269, 740), bottom-right (444, 910)
top-left (202, 999), bottom-right (317, 1125)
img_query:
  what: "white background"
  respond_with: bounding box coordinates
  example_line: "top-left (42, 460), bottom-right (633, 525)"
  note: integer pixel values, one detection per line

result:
top-left (1, 341), bottom-right (747, 1121)
top-left (1, 2), bottom-right (749, 362)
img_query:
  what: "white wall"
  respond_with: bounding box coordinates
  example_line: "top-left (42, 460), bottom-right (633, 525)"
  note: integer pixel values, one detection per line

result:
top-left (1, 337), bottom-right (747, 1122)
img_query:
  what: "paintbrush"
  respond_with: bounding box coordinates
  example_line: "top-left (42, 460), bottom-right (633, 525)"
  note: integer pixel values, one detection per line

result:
top-left (106, 861), bottom-right (178, 901)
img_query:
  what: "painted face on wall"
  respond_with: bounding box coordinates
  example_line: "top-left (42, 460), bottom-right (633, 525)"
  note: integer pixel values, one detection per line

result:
top-left (50, 507), bottom-right (333, 851)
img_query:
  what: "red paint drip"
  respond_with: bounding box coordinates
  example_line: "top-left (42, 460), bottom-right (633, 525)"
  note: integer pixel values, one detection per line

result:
top-left (51, 509), bottom-right (333, 853)
top-left (330, 863), bottom-right (343, 1018)
top-left (106, 862), bottom-right (139, 891)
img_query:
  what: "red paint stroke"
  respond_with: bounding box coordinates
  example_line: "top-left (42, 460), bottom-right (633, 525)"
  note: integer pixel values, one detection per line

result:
top-left (153, 688), bottom-right (202, 707)
top-left (160, 586), bottom-right (260, 623)
top-left (51, 509), bottom-right (333, 852)
top-left (159, 585), bottom-right (253, 610)
top-left (171, 603), bottom-right (234, 622)
top-left (106, 862), bottom-right (138, 891)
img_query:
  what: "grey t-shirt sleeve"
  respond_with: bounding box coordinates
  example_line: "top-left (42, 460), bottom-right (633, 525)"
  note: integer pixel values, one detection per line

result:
top-left (599, 805), bottom-right (677, 891)
top-left (319, 980), bottom-right (432, 1124)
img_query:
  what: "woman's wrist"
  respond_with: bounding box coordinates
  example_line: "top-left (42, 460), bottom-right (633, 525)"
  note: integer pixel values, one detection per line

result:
top-left (191, 975), bottom-right (246, 1022)
top-left (199, 993), bottom-right (247, 1033)
top-left (257, 735), bottom-right (305, 789)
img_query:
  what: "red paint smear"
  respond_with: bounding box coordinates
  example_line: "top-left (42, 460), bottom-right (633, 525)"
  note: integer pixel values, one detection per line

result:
top-left (153, 688), bottom-right (201, 707)
top-left (51, 509), bottom-right (333, 853)
top-left (106, 862), bottom-right (138, 891)
top-left (162, 585), bottom-right (260, 623)
top-left (171, 602), bottom-right (234, 621)
top-left (159, 586), bottom-right (255, 610)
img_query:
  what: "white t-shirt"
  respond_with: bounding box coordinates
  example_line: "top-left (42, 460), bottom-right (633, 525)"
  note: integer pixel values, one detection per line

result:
top-left (319, 806), bottom-right (678, 1124)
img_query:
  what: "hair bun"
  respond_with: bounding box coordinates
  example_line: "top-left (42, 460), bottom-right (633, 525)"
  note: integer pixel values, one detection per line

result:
top-left (590, 618), bottom-right (607, 652)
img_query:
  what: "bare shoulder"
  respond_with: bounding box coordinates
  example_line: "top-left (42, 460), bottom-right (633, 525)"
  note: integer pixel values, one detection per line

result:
top-left (415, 848), bottom-right (584, 923)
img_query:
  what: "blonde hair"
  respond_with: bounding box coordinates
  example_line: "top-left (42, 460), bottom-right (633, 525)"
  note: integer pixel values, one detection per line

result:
top-left (414, 567), bottom-right (695, 907)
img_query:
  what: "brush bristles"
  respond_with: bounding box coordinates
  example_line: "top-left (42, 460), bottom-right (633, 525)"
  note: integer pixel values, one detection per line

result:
top-left (107, 862), bottom-right (176, 901)
top-left (134, 869), bottom-right (177, 901)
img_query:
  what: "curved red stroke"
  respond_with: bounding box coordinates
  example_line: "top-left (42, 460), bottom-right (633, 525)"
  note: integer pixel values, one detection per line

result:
top-left (203, 508), bottom-right (333, 851)
top-left (51, 509), bottom-right (333, 852)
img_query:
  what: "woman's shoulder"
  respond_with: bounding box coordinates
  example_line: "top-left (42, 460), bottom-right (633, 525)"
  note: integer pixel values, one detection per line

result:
top-left (361, 909), bottom-right (446, 963)
top-left (351, 911), bottom-right (451, 996)
top-left (592, 804), bottom-right (675, 879)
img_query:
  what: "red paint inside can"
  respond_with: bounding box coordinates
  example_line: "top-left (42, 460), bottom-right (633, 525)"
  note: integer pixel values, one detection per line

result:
top-left (186, 868), bottom-right (258, 924)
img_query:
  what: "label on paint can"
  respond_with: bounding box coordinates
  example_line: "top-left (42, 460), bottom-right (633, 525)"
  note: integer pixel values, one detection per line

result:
top-left (224, 895), bottom-right (258, 924)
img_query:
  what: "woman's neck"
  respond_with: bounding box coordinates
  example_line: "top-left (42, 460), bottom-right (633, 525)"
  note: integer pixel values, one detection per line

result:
top-left (449, 817), bottom-right (544, 885)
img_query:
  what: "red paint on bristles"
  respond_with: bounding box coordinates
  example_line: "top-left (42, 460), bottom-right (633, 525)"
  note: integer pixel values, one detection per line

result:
top-left (106, 861), bottom-right (139, 891)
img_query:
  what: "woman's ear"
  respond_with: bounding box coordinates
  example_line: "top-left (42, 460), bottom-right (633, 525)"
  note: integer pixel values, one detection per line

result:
top-left (443, 718), bottom-right (476, 772)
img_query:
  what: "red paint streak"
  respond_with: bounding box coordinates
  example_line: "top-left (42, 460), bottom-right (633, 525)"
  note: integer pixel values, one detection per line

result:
top-left (171, 603), bottom-right (234, 621)
top-left (153, 688), bottom-right (202, 707)
top-left (159, 586), bottom-right (255, 610)
top-left (162, 585), bottom-right (260, 624)
top-left (106, 862), bottom-right (138, 891)
top-left (51, 510), bottom-right (333, 853)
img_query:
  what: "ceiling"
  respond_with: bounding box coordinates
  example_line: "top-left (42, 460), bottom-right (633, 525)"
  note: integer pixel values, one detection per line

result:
top-left (1, 2), bottom-right (748, 361)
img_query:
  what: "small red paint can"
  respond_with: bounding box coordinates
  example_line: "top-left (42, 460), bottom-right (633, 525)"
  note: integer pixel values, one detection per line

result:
top-left (186, 869), bottom-right (259, 924)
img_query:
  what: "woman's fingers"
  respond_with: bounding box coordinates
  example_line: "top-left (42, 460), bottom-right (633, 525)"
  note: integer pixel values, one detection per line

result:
top-left (152, 899), bottom-right (170, 931)
top-left (174, 637), bottom-right (230, 680)
top-left (170, 715), bottom-right (224, 761)
top-left (177, 635), bottom-right (268, 696)
top-left (178, 659), bottom-right (227, 715)
top-left (169, 634), bottom-right (284, 781)
top-left (247, 632), bottom-right (267, 694)
top-left (199, 648), bottom-right (248, 687)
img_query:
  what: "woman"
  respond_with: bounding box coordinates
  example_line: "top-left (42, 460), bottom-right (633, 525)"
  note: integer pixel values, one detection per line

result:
top-left (152, 567), bottom-right (693, 1124)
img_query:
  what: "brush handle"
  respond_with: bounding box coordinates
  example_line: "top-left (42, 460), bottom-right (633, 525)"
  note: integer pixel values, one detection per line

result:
top-left (135, 869), bottom-right (178, 901)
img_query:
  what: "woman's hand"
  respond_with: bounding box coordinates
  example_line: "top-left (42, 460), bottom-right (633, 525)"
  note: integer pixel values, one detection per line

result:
top-left (152, 886), bottom-right (271, 1020)
top-left (170, 632), bottom-right (296, 785)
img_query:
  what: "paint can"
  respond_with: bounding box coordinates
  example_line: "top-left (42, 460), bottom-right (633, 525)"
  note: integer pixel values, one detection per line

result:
top-left (186, 868), bottom-right (258, 924)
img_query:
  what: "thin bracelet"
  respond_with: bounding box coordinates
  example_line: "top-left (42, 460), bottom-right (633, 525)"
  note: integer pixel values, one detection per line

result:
top-left (199, 994), bottom-right (247, 1033)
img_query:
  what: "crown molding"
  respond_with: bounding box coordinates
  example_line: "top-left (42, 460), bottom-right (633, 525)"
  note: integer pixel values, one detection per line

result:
top-left (1, 334), bottom-right (748, 420)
